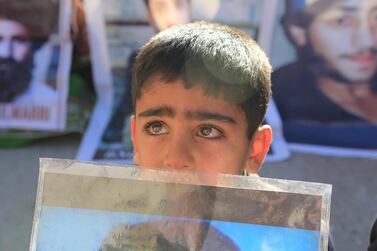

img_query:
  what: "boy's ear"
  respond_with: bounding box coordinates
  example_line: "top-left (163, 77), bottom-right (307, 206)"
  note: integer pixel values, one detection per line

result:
top-left (131, 115), bottom-right (140, 164)
top-left (289, 25), bottom-right (307, 47)
top-left (245, 125), bottom-right (272, 174)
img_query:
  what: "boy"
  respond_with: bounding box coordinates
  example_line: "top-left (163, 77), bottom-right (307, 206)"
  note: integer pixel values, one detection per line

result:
top-left (131, 21), bottom-right (272, 175)
top-left (129, 20), bottom-right (271, 249)
top-left (103, 21), bottom-right (271, 250)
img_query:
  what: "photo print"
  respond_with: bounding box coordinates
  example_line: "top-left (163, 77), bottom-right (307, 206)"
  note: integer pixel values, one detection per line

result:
top-left (270, 0), bottom-right (377, 157)
top-left (31, 158), bottom-right (331, 251)
top-left (0, 0), bottom-right (72, 130)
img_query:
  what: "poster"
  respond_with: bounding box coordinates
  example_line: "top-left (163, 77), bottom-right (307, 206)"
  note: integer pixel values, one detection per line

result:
top-left (0, 0), bottom-right (72, 131)
top-left (77, 0), bottom-right (290, 163)
top-left (30, 158), bottom-right (332, 251)
top-left (270, 0), bottom-right (377, 157)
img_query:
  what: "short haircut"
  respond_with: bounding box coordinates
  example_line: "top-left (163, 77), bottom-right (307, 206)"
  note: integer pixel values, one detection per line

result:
top-left (132, 21), bottom-right (272, 139)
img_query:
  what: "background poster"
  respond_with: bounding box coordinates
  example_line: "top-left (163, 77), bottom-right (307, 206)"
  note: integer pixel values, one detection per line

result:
top-left (31, 159), bottom-right (332, 251)
top-left (0, 0), bottom-right (72, 131)
top-left (270, 0), bottom-right (377, 157)
top-left (77, 0), bottom-right (289, 163)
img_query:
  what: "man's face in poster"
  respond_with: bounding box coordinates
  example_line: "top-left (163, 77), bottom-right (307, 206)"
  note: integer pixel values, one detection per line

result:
top-left (147, 0), bottom-right (191, 32)
top-left (308, 0), bottom-right (377, 83)
top-left (0, 18), bottom-right (33, 102)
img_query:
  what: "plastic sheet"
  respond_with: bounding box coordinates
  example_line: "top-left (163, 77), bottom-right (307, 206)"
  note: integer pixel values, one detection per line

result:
top-left (30, 158), bottom-right (331, 251)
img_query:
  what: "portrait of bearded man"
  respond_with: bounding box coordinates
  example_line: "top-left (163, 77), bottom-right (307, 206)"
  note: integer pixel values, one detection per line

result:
top-left (0, 0), bottom-right (58, 104)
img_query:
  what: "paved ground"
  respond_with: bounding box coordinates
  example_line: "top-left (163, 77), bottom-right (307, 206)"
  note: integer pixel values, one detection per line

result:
top-left (0, 133), bottom-right (376, 250)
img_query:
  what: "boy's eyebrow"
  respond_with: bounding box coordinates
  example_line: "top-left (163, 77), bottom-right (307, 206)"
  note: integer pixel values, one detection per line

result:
top-left (187, 110), bottom-right (236, 124)
top-left (138, 107), bottom-right (236, 123)
top-left (138, 106), bottom-right (175, 118)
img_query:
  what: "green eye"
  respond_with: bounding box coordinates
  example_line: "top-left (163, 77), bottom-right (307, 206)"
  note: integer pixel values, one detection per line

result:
top-left (199, 126), bottom-right (213, 137)
top-left (145, 121), bottom-right (168, 135)
top-left (197, 125), bottom-right (224, 140)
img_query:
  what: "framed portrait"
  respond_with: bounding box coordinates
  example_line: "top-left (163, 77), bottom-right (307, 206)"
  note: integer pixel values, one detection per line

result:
top-left (31, 158), bottom-right (331, 251)
top-left (0, 0), bottom-right (72, 130)
top-left (270, 0), bottom-right (377, 157)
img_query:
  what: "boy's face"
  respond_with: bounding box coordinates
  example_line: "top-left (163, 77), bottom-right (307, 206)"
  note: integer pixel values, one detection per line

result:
top-left (131, 78), bottom-right (272, 175)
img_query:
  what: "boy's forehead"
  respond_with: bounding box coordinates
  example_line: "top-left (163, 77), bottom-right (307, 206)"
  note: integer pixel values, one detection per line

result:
top-left (136, 77), bottom-right (245, 119)
top-left (139, 75), bottom-right (226, 103)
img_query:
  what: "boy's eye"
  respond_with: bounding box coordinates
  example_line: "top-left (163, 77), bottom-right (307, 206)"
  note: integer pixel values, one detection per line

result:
top-left (145, 121), bottom-right (168, 135)
top-left (197, 125), bottom-right (223, 139)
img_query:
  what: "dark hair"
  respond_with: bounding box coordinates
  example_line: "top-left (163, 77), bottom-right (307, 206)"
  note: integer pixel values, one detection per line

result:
top-left (132, 21), bottom-right (272, 139)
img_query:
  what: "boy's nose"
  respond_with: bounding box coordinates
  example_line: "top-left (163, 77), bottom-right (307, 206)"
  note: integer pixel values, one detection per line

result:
top-left (162, 133), bottom-right (194, 170)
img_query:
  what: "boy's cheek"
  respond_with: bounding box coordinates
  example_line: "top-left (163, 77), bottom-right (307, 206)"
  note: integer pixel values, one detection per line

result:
top-left (135, 141), bottom-right (164, 168)
top-left (133, 132), bottom-right (249, 175)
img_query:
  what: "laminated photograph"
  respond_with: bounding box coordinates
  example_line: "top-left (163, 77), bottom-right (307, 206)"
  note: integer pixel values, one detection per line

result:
top-left (30, 158), bottom-right (331, 251)
top-left (0, 0), bottom-right (72, 131)
top-left (77, 0), bottom-right (289, 163)
top-left (270, 0), bottom-right (377, 158)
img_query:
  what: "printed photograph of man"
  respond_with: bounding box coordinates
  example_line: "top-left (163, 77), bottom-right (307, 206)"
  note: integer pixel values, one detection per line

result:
top-left (0, 1), bottom-right (58, 104)
top-left (272, 0), bottom-right (377, 149)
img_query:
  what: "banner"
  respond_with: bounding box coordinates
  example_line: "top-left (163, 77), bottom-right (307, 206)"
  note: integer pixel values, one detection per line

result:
top-left (0, 0), bottom-right (72, 131)
top-left (30, 158), bottom-right (332, 251)
top-left (77, 0), bottom-right (289, 163)
top-left (271, 0), bottom-right (377, 157)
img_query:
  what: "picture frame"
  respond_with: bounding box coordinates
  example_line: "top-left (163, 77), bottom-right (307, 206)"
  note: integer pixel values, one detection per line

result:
top-left (30, 158), bottom-right (331, 251)
top-left (0, 0), bottom-right (72, 131)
